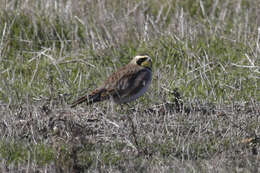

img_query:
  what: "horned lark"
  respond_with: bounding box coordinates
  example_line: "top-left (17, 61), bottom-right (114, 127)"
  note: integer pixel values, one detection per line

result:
top-left (71, 55), bottom-right (152, 108)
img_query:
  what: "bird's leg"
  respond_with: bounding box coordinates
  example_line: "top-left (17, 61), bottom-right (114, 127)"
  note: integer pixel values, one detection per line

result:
top-left (123, 103), bottom-right (142, 155)
top-left (127, 113), bottom-right (140, 153)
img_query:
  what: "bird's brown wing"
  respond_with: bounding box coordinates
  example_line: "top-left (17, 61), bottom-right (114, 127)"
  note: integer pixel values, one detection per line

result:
top-left (112, 69), bottom-right (151, 99)
top-left (101, 64), bottom-right (139, 93)
top-left (101, 66), bottom-right (151, 103)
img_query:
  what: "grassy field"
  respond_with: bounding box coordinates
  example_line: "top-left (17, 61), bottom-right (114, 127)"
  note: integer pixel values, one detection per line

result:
top-left (0, 0), bottom-right (259, 172)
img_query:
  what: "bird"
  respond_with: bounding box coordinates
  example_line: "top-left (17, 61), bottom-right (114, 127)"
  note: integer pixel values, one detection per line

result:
top-left (70, 55), bottom-right (152, 108)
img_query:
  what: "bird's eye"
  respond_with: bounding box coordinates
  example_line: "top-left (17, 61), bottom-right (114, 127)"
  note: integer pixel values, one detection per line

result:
top-left (136, 57), bottom-right (147, 66)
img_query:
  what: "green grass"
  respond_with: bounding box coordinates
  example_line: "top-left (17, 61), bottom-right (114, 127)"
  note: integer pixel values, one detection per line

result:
top-left (0, 141), bottom-right (55, 166)
top-left (0, 0), bottom-right (259, 172)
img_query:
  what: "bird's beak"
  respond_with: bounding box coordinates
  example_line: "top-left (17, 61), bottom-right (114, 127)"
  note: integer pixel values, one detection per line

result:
top-left (142, 57), bottom-right (152, 69)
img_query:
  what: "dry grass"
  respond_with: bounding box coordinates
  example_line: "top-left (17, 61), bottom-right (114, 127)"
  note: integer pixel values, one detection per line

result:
top-left (0, 0), bottom-right (259, 172)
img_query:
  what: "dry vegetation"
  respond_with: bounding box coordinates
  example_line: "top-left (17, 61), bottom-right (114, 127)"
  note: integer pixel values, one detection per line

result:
top-left (0, 0), bottom-right (260, 172)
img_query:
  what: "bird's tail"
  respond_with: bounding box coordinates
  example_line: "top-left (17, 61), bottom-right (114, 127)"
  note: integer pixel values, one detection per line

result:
top-left (70, 89), bottom-right (108, 108)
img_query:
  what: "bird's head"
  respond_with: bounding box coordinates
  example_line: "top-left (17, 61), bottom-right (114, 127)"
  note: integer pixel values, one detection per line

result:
top-left (131, 55), bottom-right (152, 69)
